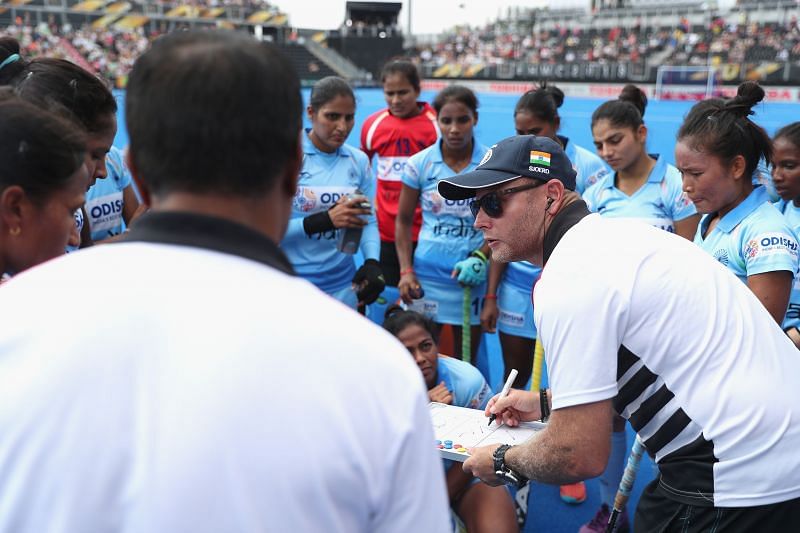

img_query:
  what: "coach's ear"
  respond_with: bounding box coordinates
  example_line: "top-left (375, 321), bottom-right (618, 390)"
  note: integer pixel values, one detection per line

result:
top-left (125, 149), bottom-right (151, 208)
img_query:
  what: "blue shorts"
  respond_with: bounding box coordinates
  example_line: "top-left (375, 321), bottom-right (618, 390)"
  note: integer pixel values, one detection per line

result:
top-left (496, 281), bottom-right (536, 339)
top-left (408, 276), bottom-right (486, 326)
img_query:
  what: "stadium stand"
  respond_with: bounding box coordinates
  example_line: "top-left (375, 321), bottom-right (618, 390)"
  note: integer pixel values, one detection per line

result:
top-left (2, 0), bottom-right (800, 87)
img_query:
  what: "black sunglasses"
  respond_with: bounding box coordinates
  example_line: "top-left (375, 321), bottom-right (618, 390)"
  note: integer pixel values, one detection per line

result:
top-left (469, 180), bottom-right (545, 218)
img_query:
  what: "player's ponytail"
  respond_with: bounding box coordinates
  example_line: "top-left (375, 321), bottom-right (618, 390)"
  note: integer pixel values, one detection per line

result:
top-left (618, 84), bottom-right (648, 119)
top-left (0, 37), bottom-right (28, 86)
top-left (514, 81), bottom-right (563, 126)
top-left (678, 81), bottom-right (771, 180)
top-left (591, 84), bottom-right (646, 130)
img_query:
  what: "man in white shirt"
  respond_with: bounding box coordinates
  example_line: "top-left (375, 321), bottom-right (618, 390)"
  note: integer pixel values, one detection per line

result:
top-left (439, 134), bottom-right (800, 532)
top-left (0, 31), bottom-right (449, 533)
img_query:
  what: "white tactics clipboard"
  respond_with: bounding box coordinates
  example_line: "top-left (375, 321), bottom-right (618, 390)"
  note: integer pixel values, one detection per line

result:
top-left (429, 402), bottom-right (546, 462)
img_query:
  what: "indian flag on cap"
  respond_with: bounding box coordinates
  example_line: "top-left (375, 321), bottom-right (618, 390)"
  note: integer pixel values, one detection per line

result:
top-left (530, 150), bottom-right (551, 167)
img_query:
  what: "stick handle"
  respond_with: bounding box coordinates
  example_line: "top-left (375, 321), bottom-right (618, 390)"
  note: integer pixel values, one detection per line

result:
top-left (461, 285), bottom-right (471, 361)
top-left (605, 436), bottom-right (646, 533)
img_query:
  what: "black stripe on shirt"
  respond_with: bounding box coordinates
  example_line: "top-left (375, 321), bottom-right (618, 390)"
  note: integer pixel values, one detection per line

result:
top-left (644, 408), bottom-right (692, 454)
top-left (627, 384), bottom-right (674, 431)
top-left (617, 345), bottom-right (640, 380)
top-left (615, 361), bottom-right (658, 410)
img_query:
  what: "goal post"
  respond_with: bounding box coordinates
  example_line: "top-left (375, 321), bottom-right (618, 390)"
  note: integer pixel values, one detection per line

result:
top-left (654, 65), bottom-right (718, 101)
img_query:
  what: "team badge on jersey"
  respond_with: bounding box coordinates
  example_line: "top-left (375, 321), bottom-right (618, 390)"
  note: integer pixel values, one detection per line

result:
top-left (294, 187), bottom-right (318, 212)
top-left (749, 233), bottom-right (799, 259)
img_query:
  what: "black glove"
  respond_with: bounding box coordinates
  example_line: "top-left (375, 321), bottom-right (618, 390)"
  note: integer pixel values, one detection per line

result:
top-left (352, 259), bottom-right (385, 305)
top-left (303, 210), bottom-right (335, 236)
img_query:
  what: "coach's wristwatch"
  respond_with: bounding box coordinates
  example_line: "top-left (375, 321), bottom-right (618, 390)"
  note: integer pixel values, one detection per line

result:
top-left (493, 444), bottom-right (528, 488)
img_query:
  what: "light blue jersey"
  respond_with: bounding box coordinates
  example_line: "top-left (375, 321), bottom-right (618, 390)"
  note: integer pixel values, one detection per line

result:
top-left (775, 199), bottom-right (800, 330)
top-left (498, 140), bottom-right (609, 339)
top-left (695, 187), bottom-right (799, 284)
top-left (281, 131), bottom-right (379, 293)
top-left (402, 140), bottom-right (488, 281)
top-left (583, 154), bottom-right (697, 232)
top-left (438, 355), bottom-right (493, 410)
top-left (754, 158), bottom-right (779, 203)
top-left (565, 137), bottom-right (611, 195)
top-left (85, 146), bottom-right (131, 242)
top-left (65, 208), bottom-right (84, 253)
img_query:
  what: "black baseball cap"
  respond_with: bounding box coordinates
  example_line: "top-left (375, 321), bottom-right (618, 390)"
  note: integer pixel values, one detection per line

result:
top-left (438, 135), bottom-right (577, 200)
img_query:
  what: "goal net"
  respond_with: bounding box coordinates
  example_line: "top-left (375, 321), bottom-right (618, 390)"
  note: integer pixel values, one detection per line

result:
top-left (654, 66), bottom-right (719, 101)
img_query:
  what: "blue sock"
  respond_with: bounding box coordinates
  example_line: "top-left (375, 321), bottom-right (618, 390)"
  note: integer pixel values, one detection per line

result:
top-left (599, 430), bottom-right (628, 507)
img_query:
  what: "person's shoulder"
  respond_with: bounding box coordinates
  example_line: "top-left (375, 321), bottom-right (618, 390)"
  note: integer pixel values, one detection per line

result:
top-left (661, 161), bottom-right (681, 181)
top-left (743, 201), bottom-right (798, 241)
top-left (408, 143), bottom-right (436, 166)
top-left (749, 199), bottom-right (794, 227)
top-left (362, 107), bottom-right (391, 126)
top-left (582, 177), bottom-right (606, 200)
top-left (439, 355), bottom-right (484, 380)
top-left (573, 143), bottom-right (604, 165)
top-left (340, 143), bottom-right (369, 165)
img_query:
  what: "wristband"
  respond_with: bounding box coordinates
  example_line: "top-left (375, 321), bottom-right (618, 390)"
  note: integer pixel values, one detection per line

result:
top-left (485, 294), bottom-right (497, 300)
top-left (400, 268), bottom-right (415, 276)
top-left (302, 210), bottom-right (335, 236)
top-left (470, 249), bottom-right (488, 263)
top-left (539, 388), bottom-right (550, 422)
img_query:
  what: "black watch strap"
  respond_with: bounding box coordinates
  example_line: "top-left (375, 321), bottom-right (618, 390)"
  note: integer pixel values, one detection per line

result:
top-left (493, 444), bottom-right (528, 488)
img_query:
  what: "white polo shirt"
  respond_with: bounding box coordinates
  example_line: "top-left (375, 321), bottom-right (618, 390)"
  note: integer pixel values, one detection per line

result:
top-left (534, 204), bottom-right (800, 507)
top-left (0, 211), bottom-right (450, 533)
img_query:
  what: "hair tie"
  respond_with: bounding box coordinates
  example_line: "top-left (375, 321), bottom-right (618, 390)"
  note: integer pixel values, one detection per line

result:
top-left (0, 54), bottom-right (20, 72)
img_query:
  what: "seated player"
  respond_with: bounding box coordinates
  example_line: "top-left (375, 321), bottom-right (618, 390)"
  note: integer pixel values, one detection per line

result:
top-left (384, 305), bottom-right (518, 533)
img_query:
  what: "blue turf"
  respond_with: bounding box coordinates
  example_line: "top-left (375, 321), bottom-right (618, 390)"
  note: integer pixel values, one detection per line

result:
top-left (111, 89), bottom-right (800, 532)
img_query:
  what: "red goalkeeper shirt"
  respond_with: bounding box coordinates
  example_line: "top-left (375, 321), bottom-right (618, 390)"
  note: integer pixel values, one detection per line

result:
top-left (360, 102), bottom-right (439, 242)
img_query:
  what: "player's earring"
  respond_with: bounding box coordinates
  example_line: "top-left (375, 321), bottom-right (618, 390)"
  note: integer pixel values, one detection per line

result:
top-left (9, 227), bottom-right (20, 236)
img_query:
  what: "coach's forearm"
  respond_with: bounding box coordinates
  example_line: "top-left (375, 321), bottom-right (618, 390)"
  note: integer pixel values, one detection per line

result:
top-left (505, 400), bottom-right (613, 484)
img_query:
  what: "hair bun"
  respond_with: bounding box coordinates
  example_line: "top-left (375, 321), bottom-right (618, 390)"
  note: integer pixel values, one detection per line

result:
top-left (540, 82), bottom-right (565, 108)
top-left (0, 37), bottom-right (21, 57)
top-left (618, 84), bottom-right (648, 118)
top-left (727, 81), bottom-right (764, 117)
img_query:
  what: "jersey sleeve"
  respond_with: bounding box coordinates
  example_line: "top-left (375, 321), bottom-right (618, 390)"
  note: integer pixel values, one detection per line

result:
top-left (534, 269), bottom-right (622, 411)
top-left (663, 168), bottom-right (697, 221)
top-left (460, 363), bottom-right (493, 410)
top-left (356, 152), bottom-right (380, 261)
top-left (401, 153), bottom-right (423, 190)
top-left (107, 147), bottom-right (132, 189)
top-left (582, 182), bottom-right (600, 213)
top-left (283, 215), bottom-right (307, 242)
top-left (740, 215), bottom-right (800, 277)
top-left (360, 114), bottom-right (376, 160)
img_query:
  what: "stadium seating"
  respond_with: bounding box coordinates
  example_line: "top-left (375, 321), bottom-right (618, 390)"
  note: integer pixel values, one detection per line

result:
top-left (2, 0), bottom-right (800, 88)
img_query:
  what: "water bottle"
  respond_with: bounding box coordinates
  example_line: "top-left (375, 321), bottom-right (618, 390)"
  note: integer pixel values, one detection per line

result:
top-left (337, 189), bottom-right (369, 254)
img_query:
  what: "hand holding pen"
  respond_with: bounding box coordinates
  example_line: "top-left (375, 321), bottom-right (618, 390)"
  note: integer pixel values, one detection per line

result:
top-left (485, 373), bottom-right (546, 427)
top-left (487, 369), bottom-right (518, 426)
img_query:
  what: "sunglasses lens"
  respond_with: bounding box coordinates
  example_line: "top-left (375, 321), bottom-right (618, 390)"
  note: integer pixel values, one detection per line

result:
top-left (470, 193), bottom-right (502, 218)
top-left (469, 200), bottom-right (480, 218)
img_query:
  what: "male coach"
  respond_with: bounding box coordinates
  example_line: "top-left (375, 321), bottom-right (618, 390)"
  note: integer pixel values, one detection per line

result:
top-left (438, 135), bottom-right (800, 531)
top-left (0, 32), bottom-right (449, 532)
